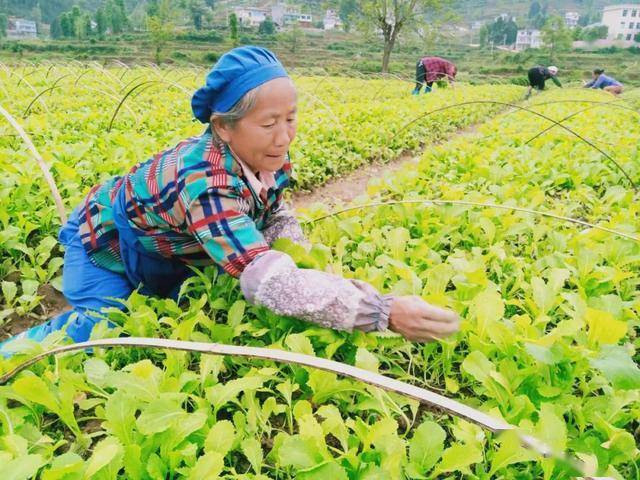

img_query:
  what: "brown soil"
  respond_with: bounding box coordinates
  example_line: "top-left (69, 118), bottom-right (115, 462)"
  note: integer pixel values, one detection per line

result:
top-left (0, 284), bottom-right (70, 340)
top-left (290, 123), bottom-right (480, 212)
top-left (291, 152), bottom-right (418, 211)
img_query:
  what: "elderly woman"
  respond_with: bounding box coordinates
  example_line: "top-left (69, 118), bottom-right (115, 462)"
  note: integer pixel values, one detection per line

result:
top-left (526, 65), bottom-right (561, 98)
top-left (1, 47), bottom-right (459, 356)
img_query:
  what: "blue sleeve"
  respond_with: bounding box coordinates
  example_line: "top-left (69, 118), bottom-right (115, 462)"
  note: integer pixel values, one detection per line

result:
top-left (591, 76), bottom-right (604, 89)
top-left (584, 80), bottom-right (595, 88)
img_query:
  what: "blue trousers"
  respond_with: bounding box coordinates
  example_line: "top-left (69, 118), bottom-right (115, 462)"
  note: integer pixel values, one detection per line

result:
top-left (1, 186), bottom-right (193, 356)
top-left (0, 208), bottom-right (134, 355)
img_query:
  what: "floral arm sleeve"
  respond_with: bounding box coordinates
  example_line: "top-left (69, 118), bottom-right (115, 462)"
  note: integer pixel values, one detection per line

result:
top-left (188, 190), bottom-right (393, 332)
top-left (261, 201), bottom-right (308, 247)
top-left (240, 250), bottom-right (394, 332)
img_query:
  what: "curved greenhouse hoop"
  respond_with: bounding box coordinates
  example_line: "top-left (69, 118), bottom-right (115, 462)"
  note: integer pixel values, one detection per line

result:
top-left (0, 336), bottom-right (597, 478)
top-left (392, 100), bottom-right (637, 190)
top-left (304, 198), bottom-right (639, 242)
top-left (298, 90), bottom-right (344, 129)
top-left (108, 80), bottom-right (192, 132)
top-left (0, 104), bottom-right (66, 223)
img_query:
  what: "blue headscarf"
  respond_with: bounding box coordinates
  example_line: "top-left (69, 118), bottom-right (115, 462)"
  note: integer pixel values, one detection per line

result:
top-left (191, 46), bottom-right (289, 123)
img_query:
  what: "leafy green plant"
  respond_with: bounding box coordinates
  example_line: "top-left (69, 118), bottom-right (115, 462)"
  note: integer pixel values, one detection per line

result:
top-left (0, 69), bottom-right (638, 479)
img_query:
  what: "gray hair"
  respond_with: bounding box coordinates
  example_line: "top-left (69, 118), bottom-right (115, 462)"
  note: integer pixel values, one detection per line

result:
top-left (210, 85), bottom-right (261, 145)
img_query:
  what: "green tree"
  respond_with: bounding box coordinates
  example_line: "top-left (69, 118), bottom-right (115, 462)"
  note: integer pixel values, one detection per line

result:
top-left (75, 14), bottom-right (87, 39)
top-left (189, 0), bottom-right (207, 30)
top-left (147, 0), bottom-right (175, 63)
top-left (50, 15), bottom-right (62, 38)
top-left (541, 15), bottom-right (572, 61)
top-left (84, 13), bottom-right (92, 37)
top-left (339, 0), bottom-right (358, 32)
top-left (581, 25), bottom-right (607, 42)
top-left (95, 7), bottom-right (107, 36)
top-left (60, 12), bottom-right (75, 37)
top-left (258, 16), bottom-right (275, 35)
top-left (479, 24), bottom-right (488, 45)
top-left (229, 12), bottom-right (239, 46)
top-left (0, 13), bottom-right (7, 38)
top-left (358, 0), bottom-right (440, 72)
top-left (480, 16), bottom-right (519, 46)
top-left (114, 0), bottom-right (128, 30)
top-left (529, 1), bottom-right (547, 28)
top-left (106, 0), bottom-right (127, 33)
top-left (572, 25), bottom-right (582, 40)
top-left (69, 6), bottom-right (90, 39)
top-left (280, 23), bottom-right (302, 52)
top-left (146, 0), bottom-right (160, 17)
top-left (30, 3), bottom-right (42, 33)
top-left (70, 5), bottom-right (81, 33)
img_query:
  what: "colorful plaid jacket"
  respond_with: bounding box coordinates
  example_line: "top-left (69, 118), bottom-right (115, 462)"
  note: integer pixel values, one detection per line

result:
top-left (78, 128), bottom-right (291, 277)
top-left (420, 56), bottom-right (457, 83)
top-left (75, 128), bottom-right (394, 334)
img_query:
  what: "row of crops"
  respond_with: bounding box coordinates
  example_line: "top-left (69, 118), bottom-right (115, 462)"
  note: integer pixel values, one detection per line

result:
top-left (0, 63), bottom-right (523, 323)
top-left (0, 65), bottom-right (638, 479)
top-left (299, 88), bottom-right (640, 479)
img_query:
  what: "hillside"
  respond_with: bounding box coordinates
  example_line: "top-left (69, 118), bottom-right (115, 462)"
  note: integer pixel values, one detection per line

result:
top-left (0, 0), bottom-right (103, 23)
top-left (0, 0), bottom-right (636, 27)
top-left (451, 0), bottom-right (627, 22)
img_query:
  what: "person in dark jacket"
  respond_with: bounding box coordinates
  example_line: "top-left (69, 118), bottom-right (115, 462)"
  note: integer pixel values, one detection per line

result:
top-left (526, 65), bottom-right (561, 98)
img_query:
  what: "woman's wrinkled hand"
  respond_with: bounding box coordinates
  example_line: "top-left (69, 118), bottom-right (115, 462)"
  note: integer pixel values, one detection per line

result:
top-left (388, 296), bottom-right (460, 342)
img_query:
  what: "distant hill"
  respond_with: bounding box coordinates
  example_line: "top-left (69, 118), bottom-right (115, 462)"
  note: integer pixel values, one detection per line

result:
top-left (450, 0), bottom-right (627, 23)
top-left (0, 0), bottom-right (635, 28)
top-left (0, 0), bottom-right (139, 24)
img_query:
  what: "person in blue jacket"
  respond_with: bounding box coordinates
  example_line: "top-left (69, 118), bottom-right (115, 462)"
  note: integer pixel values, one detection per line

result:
top-left (584, 69), bottom-right (623, 95)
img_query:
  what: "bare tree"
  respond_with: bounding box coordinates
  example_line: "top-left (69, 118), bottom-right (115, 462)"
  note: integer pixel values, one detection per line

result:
top-left (358, 0), bottom-right (441, 72)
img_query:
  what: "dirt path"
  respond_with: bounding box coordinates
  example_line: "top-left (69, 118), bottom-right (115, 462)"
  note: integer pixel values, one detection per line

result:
top-left (290, 152), bottom-right (418, 211)
top-left (290, 123), bottom-right (479, 211)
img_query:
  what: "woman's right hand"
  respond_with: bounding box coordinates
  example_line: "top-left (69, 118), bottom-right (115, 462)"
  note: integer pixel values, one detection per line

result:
top-left (388, 296), bottom-right (460, 342)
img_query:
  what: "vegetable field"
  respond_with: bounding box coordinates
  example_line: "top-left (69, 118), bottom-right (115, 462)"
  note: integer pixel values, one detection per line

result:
top-left (0, 64), bottom-right (523, 321)
top-left (0, 64), bottom-right (639, 479)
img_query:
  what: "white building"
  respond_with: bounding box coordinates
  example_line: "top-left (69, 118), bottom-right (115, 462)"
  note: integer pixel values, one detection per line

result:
top-left (515, 29), bottom-right (543, 51)
top-left (323, 9), bottom-right (342, 30)
top-left (516, 29), bottom-right (542, 52)
top-left (602, 4), bottom-right (640, 41)
top-left (565, 11), bottom-right (580, 28)
top-left (233, 7), bottom-right (269, 27)
top-left (233, 3), bottom-right (313, 29)
top-left (7, 18), bottom-right (37, 39)
top-left (270, 3), bottom-right (313, 27)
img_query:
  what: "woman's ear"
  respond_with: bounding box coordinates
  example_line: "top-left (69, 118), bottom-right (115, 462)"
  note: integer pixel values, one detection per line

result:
top-left (211, 117), bottom-right (232, 143)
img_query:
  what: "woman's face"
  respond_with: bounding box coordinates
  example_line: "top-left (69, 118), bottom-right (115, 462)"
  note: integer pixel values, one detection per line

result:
top-left (216, 77), bottom-right (298, 172)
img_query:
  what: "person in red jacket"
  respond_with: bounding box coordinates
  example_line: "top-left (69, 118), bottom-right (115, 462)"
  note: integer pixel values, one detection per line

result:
top-left (413, 56), bottom-right (457, 94)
